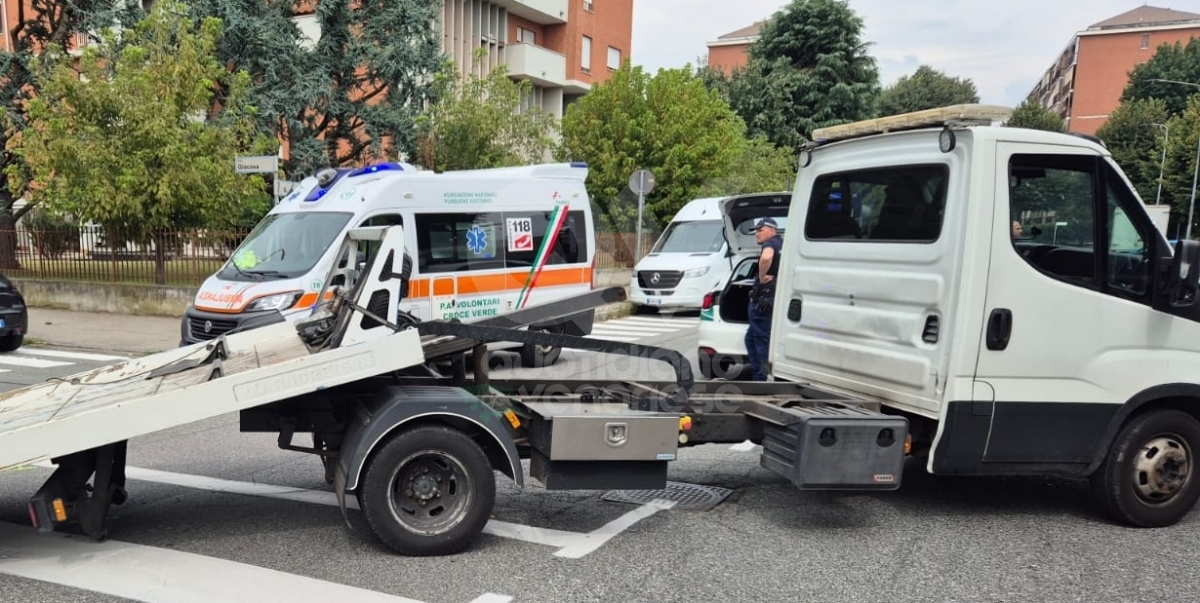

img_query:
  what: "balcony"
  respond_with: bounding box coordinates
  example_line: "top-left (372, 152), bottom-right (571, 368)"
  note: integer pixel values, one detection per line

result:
top-left (504, 43), bottom-right (567, 87)
top-left (491, 0), bottom-right (568, 25)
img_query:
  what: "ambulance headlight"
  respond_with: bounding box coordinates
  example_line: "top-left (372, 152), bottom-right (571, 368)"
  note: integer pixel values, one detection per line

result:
top-left (683, 266), bottom-right (710, 278)
top-left (247, 291), bottom-right (303, 312)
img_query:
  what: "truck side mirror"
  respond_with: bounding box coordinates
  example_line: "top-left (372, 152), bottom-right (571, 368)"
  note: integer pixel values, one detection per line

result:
top-left (1168, 239), bottom-right (1200, 307)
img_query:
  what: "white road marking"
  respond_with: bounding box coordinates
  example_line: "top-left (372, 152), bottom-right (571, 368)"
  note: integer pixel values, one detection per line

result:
top-left (469, 595), bottom-right (514, 603)
top-left (553, 499), bottom-right (676, 559)
top-left (591, 324), bottom-right (681, 335)
top-left (18, 348), bottom-right (128, 362)
top-left (582, 333), bottom-right (640, 342)
top-left (0, 522), bottom-right (434, 603)
top-left (730, 440), bottom-right (757, 451)
top-left (57, 464), bottom-right (666, 558)
top-left (617, 317), bottom-right (699, 326)
top-left (0, 355), bottom-right (72, 368)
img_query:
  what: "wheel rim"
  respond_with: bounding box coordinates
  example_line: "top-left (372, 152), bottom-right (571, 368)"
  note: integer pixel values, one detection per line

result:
top-left (387, 449), bottom-right (474, 536)
top-left (1132, 434), bottom-right (1192, 505)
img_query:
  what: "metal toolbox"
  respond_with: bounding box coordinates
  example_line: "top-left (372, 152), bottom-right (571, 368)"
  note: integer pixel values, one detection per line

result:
top-left (523, 402), bottom-right (680, 462)
top-left (758, 404), bottom-right (908, 490)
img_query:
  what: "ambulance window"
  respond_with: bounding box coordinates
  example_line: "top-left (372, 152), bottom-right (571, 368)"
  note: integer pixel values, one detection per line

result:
top-left (503, 210), bottom-right (589, 268)
top-left (357, 214), bottom-right (404, 265)
top-left (414, 212), bottom-right (505, 273)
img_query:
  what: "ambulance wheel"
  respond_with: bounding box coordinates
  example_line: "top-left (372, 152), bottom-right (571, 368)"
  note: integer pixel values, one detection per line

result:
top-left (521, 324), bottom-right (562, 368)
top-left (358, 425), bottom-right (495, 556)
top-left (1090, 408), bottom-right (1200, 528)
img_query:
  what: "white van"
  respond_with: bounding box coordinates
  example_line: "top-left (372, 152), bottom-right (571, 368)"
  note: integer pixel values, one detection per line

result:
top-left (629, 196), bottom-right (736, 310)
top-left (181, 161), bottom-right (596, 367)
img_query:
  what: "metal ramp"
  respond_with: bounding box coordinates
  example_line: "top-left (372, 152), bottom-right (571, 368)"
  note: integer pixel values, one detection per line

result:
top-left (0, 321), bottom-right (424, 471)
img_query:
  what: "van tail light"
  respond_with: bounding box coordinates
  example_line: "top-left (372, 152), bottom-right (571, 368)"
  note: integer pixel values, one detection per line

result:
top-left (590, 253), bottom-right (597, 289)
top-left (702, 292), bottom-right (716, 310)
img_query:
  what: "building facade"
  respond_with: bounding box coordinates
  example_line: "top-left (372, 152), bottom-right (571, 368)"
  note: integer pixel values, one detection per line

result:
top-left (1028, 5), bottom-right (1200, 135)
top-left (293, 0), bottom-right (632, 120)
top-left (705, 20), bottom-right (765, 76)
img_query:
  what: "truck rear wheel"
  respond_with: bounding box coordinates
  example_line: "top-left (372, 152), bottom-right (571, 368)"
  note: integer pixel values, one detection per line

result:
top-left (358, 425), bottom-right (495, 556)
top-left (1091, 408), bottom-right (1200, 527)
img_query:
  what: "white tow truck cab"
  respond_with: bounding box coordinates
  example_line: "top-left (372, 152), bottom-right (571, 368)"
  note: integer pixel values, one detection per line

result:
top-left (771, 104), bottom-right (1200, 527)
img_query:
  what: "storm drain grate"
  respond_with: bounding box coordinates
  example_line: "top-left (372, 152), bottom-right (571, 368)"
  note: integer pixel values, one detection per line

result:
top-left (601, 481), bottom-right (733, 511)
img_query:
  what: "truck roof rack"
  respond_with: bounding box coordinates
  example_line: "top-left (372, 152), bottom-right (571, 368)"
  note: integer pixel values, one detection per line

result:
top-left (810, 104), bottom-right (1015, 144)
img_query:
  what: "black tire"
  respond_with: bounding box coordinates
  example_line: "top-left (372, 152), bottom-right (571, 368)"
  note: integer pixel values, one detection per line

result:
top-left (0, 334), bottom-right (23, 352)
top-left (520, 324), bottom-right (562, 368)
top-left (1090, 408), bottom-right (1200, 527)
top-left (358, 425), bottom-right (496, 556)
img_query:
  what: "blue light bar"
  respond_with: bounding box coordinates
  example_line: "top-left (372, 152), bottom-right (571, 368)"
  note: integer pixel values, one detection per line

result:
top-left (569, 162), bottom-right (588, 168)
top-left (347, 162), bottom-right (404, 178)
top-left (304, 187), bottom-right (330, 202)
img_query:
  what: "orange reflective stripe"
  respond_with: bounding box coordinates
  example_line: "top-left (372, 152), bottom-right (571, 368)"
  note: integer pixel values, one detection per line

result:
top-left (408, 266), bottom-right (591, 297)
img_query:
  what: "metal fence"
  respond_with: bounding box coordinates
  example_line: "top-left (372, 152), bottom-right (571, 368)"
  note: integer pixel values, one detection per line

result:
top-left (0, 227), bottom-right (253, 287)
top-left (0, 227), bottom-right (654, 286)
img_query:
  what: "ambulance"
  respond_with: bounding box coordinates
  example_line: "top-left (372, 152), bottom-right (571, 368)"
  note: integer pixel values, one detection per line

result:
top-left (180, 161), bottom-right (597, 367)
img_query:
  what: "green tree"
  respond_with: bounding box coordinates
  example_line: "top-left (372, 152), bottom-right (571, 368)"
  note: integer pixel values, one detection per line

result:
top-left (878, 65), bottom-right (980, 116)
top-left (1163, 96), bottom-right (1200, 237)
top-left (1095, 98), bottom-right (1173, 206)
top-left (726, 0), bottom-right (881, 151)
top-left (1121, 38), bottom-right (1200, 117)
top-left (697, 136), bottom-right (797, 197)
top-left (1006, 98), bottom-right (1066, 132)
top-left (0, 0), bottom-right (145, 269)
top-left (187, 0), bottom-right (446, 178)
top-left (559, 63), bottom-right (747, 231)
top-left (414, 50), bottom-right (559, 172)
top-left (8, 2), bottom-right (276, 284)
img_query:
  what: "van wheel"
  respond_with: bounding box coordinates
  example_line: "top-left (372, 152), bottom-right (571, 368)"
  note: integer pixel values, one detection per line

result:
top-left (521, 324), bottom-right (562, 368)
top-left (357, 425), bottom-right (495, 556)
top-left (1091, 408), bottom-right (1200, 527)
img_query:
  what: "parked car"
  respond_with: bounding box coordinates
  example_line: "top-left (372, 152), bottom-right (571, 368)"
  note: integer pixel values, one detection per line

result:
top-left (0, 274), bottom-right (27, 351)
top-left (696, 193), bottom-right (790, 379)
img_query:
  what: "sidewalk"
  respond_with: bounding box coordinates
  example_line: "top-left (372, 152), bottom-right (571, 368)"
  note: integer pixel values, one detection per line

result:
top-left (25, 302), bottom-right (634, 356)
top-left (28, 308), bottom-right (180, 355)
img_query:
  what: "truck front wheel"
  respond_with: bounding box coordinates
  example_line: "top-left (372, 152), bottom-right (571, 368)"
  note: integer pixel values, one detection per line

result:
top-left (358, 425), bottom-right (495, 556)
top-left (1091, 408), bottom-right (1200, 527)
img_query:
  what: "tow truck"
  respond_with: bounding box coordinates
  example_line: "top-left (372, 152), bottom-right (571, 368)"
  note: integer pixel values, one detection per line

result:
top-left (5, 104), bottom-right (1200, 557)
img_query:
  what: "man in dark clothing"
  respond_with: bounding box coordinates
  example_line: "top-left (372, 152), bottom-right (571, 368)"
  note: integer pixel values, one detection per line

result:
top-left (744, 217), bottom-right (782, 381)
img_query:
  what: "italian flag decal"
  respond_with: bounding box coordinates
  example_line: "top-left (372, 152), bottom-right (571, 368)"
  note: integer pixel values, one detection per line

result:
top-left (516, 204), bottom-right (569, 309)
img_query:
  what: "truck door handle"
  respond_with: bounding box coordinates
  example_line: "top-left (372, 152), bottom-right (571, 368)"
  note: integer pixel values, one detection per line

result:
top-left (986, 308), bottom-right (1012, 351)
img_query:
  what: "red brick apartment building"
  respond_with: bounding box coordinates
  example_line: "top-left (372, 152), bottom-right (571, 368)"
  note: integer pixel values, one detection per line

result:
top-left (1028, 5), bottom-right (1200, 135)
top-left (705, 20), bottom-right (765, 76)
top-left (293, 0), bottom-right (633, 119)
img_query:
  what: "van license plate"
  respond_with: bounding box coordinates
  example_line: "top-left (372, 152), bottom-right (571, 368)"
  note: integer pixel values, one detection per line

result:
top-left (648, 298), bottom-right (661, 306)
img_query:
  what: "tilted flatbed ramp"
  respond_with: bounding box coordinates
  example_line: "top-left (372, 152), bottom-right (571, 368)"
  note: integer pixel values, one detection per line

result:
top-left (0, 320), bottom-right (424, 471)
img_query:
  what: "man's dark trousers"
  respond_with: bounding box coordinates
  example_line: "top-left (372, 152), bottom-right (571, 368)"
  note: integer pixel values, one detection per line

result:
top-left (744, 299), bottom-right (772, 381)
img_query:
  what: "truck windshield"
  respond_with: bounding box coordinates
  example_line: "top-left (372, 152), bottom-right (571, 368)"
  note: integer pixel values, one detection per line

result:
top-left (218, 212), bottom-right (353, 281)
top-left (651, 220), bottom-right (725, 254)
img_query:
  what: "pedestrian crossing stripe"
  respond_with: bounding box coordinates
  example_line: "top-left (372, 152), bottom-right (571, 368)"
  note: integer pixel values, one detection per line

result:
top-left (0, 347), bottom-right (130, 371)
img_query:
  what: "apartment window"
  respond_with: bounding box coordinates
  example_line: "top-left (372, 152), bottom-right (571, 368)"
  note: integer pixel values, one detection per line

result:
top-left (581, 35), bottom-right (592, 71)
top-left (584, 0), bottom-right (594, 11)
top-left (607, 46), bottom-right (621, 70)
top-left (517, 27), bottom-right (536, 44)
top-left (1141, 33), bottom-right (1150, 49)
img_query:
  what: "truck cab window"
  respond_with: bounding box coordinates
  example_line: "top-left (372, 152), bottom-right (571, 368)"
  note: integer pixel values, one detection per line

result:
top-left (1008, 154), bottom-right (1097, 287)
top-left (1103, 168), bottom-right (1152, 299)
top-left (805, 164), bottom-right (948, 242)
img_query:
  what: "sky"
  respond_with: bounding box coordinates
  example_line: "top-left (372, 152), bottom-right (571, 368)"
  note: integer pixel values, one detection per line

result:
top-left (629, 0), bottom-right (1159, 106)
